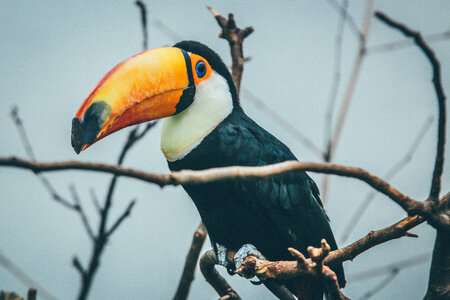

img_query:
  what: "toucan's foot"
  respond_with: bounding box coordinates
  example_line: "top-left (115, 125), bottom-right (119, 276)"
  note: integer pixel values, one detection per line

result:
top-left (234, 244), bottom-right (265, 270)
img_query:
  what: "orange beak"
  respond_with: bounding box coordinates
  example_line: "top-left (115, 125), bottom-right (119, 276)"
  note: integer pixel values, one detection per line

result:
top-left (71, 47), bottom-right (194, 153)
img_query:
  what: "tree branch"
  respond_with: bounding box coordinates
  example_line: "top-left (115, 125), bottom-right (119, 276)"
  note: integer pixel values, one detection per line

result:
top-left (2, 157), bottom-right (441, 225)
top-left (374, 11), bottom-right (447, 206)
top-left (206, 5), bottom-right (253, 93)
top-left (135, 0), bottom-right (148, 50)
top-left (367, 30), bottom-right (450, 54)
top-left (199, 250), bottom-right (241, 299)
top-left (69, 184), bottom-right (95, 241)
top-left (106, 199), bottom-right (136, 237)
top-left (237, 240), bottom-right (349, 300)
top-left (322, 0), bottom-right (373, 203)
top-left (173, 223), bottom-right (207, 300)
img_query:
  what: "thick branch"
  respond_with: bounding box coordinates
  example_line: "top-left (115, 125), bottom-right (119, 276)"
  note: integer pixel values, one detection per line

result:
top-left (199, 250), bottom-right (241, 299)
top-left (173, 223), bottom-right (207, 300)
top-left (375, 11), bottom-right (447, 205)
top-left (238, 240), bottom-right (349, 300)
top-left (326, 215), bottom-right (424, 265)
top-left (238, 214), bottom-right (427, 298)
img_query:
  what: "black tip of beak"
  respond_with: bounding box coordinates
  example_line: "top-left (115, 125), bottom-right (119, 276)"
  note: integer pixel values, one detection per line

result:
top-left (71, 118), bottom-right (83, 154)
top-left (71, 101), bottom-right (112, 154)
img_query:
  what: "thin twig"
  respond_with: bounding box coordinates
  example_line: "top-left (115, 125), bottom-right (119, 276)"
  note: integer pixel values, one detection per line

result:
top-left (153, 18), bottom-right (183, 41)
top-left (324, 0), bottom-right (362, 39)
top-left (135, 0), bottom-right (148, 50)
top-left (367, 30), bottom-right (450, 54)
top-left (89, 187), bottom-right (102, 214)
top-left (322, 0), bottom-right (373, 203)
top-left (324, 0), bottom-right (350, 155)
top-left (347, 252), bottom-right (430, 282)
top-left (173, 223), bottom-right (207, 300)
top-left (356, 268), bottom-right (399, 300)
top-left (339, 115), bottom-right (434, 242)
top-left (375, 11), bottom-right (447, 206)
top-left (106, 199), bottom-right (136, 236)
top-left (10, 107), bottom-right (76, 210)
top-left (69, 184), bottom-right (95, 241)
top-left (72, 256), bottom-right (86, 277)
top-left (0, 252), bottom-right (58, 300)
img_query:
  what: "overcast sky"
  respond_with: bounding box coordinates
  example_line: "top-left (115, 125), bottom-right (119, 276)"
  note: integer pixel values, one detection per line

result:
top-left (1, 1), bottom-right (449, 299)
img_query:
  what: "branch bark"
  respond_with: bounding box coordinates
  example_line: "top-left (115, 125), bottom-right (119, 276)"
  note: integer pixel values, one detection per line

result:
top-left (206, 5), bottom-right (253, 93)
top-left (173, 223), bottom-right (207, 300)
top-left (199, 250), bottom-right (241, 299)
top-left (374, 11), bottom-right (446, 206)
top-left (0, 157), bottom-right (429, 213)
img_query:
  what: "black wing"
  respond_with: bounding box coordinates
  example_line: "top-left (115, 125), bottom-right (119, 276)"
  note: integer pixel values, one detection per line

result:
top-left (216, 114), bottom-right (345, 286)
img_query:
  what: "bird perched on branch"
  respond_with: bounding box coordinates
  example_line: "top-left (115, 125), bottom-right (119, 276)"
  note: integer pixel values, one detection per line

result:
top-left (71, 41), bottom-right (345, 299)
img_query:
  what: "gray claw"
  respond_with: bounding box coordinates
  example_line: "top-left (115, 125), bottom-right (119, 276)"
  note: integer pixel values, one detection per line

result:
top-left (234, 244), bottom-right (265, 270)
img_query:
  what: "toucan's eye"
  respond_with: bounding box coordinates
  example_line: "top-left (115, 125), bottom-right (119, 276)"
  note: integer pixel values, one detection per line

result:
top-left (195, 61), bottom-right (207, 78)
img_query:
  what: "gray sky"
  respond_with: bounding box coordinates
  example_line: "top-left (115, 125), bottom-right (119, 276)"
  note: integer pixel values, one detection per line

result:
top-left (1, 1), bottom-right (449, 299)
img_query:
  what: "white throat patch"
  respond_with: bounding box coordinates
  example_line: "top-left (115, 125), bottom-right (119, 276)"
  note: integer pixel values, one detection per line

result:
top-left (161, 71), bottom-right (233, 161)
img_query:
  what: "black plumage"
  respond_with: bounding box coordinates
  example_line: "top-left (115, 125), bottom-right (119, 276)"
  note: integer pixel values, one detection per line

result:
top-left (170, 41), bottom-right (346, 289)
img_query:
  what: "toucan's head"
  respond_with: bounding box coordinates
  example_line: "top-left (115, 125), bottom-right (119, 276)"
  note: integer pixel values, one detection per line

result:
top-left (71, 41), bottom-right (239, 154)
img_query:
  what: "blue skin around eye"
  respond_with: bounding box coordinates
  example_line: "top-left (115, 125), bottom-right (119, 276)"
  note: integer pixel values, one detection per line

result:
top-left (195, 61), bottom-right (206, 78)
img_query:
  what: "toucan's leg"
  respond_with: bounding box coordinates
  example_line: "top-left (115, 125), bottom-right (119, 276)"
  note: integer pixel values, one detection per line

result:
top-left (215, 243), bottom-right (230, 267)
top-left (234, 244), bottom-right (265, 270)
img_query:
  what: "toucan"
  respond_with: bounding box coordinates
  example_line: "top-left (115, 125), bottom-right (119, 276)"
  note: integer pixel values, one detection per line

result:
top-left (71, 41), bottom-right (345, 299)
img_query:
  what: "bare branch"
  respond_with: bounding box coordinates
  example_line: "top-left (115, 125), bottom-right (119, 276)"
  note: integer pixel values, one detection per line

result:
top-left (356, 268), bottom-right (399, 300)
top-left (374, 11), bottom-right (447, 205)
top-left (10, 107), bottom-right (76, 210)
top-left (206, 5), bottom-right (254, 93)
top-left (199, 250), bottom-right (241, 299)
top-left (324, 0), bottom-right (362, 39)
top-left (2, 157), bottom-right (437, 219)
top-left (235, 214), bottom-right (429, 298)
top-left (173, 223), bottom-right (207, 300)
top-left (135, 0), bottom-right (148, 50)
top-left (367, 30), bottom-right (450, 54)
top-left (69, 184), bottom-right (95, 241)
top-left (72, 256), bottom-right (86, 277)
top-left (324, 0), bottom-right (350, 155)
top-left (106, 199), bottom-right (136, 237)
top-left (89, 187), bottom-right (102, 215)
top-left (424, 229), bottom-right (450, 299)
top-left (326, 215), bottom-right (424, 265)
top-left (11, 106), bottom-right (36, 160)
top-left (237, 240), bottom-right (349, 300)
top-left (153, 18), bottom-right (183, 41)
top-left (322, 0), bottom-right (373, 203)
top-left (340, 115), bottom-right (434, 242)
top-left (347, 253), bottom-right (430, 282)
top-left (327, 0), bottom-right (373, 160)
